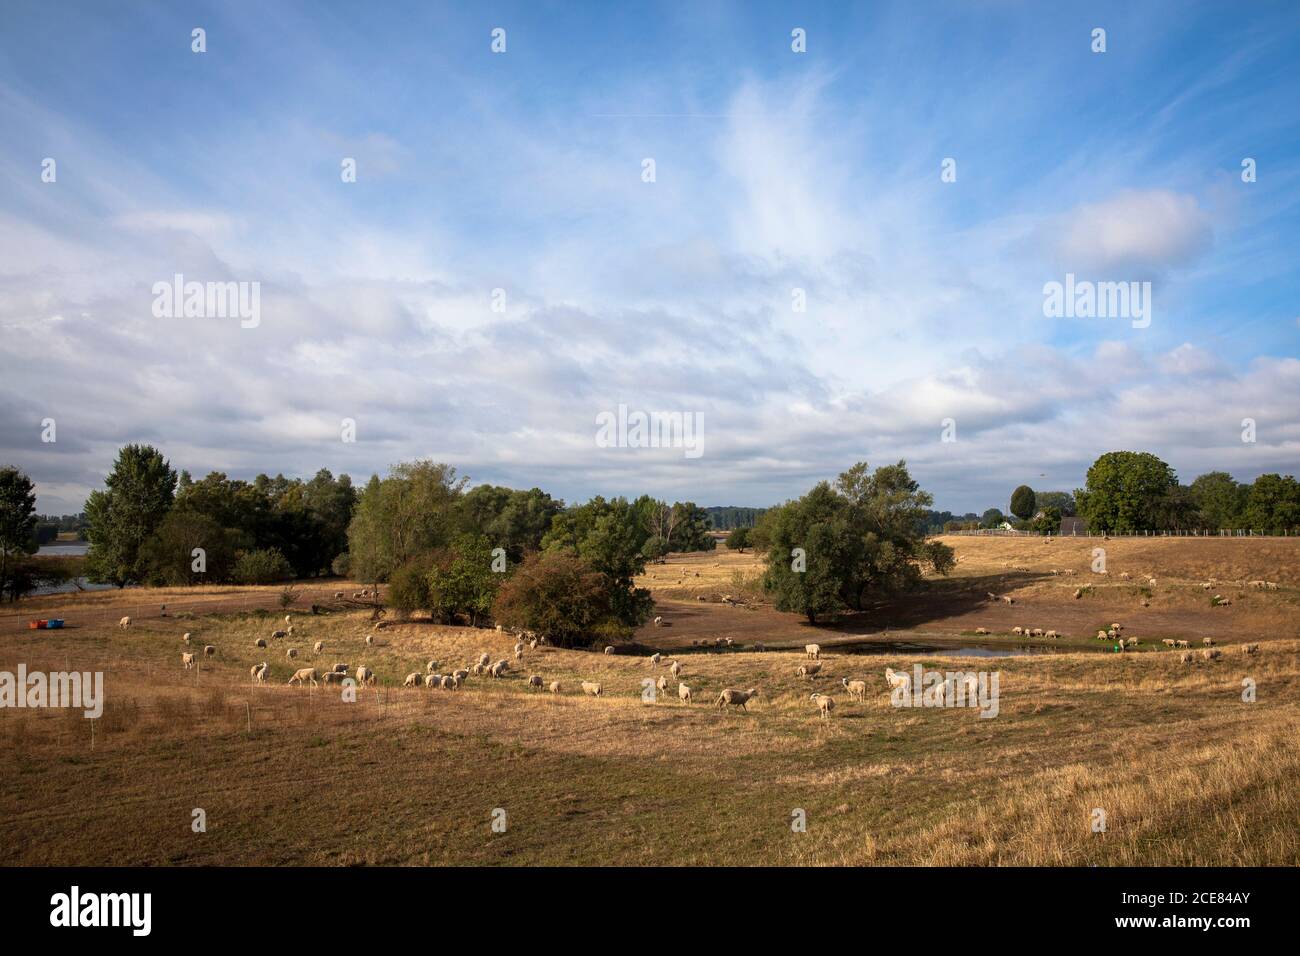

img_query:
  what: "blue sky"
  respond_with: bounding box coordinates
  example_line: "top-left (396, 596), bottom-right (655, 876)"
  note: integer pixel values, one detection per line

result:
top-left (1, 0), bottom-right (1297, 515)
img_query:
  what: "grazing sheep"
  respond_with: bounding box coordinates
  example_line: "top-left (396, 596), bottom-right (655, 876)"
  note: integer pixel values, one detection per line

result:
top-left (842, 678), bottom-right (867, 702)
top-left (669, 660), bottom-right (683, 678)
top-left (1180, 652), bottom-right (1193, 664)
top-left (1175, 640), bottom-right (1190, 649)
top-left (332, 663), bottom-right (349, 673)
top-left (581, 681), bottom-right (603, 697)
top-left (441, 675), bottom-right (456, 690)
top-left (334, 591), bottom-right (344, 599)
top-left (355, 666), bottom-right (375, 686)
top-left (322, 671), bottom-right (346, 684)
top-left (514, 641), bottom-right (525, 655)
top-left (1162, 639), bottom-right (1177, 648)
top-left (251, 662), bottom-right (268, 682)
top-left (810, 693), bottom-right (834, 719)
top-left (975, 627), bottom-right (989, 635)
top-left (182, 632), bottom-right (192, 644)
top-left (471, 663), bottom-right (485, 676)
top-left (477, 652), bottom-right (491, 668)
top-left (203, 645), bottom-right (216, 657)
top-left (426, 660), bottom-right (440, 674)
top-left (986, 592), bottom-right (997, 601)
top-left (1031, 628), bottom-right (1044, 637)
top-left (365, 634), bottom-right (375, 646)
top-left (1119, 572), bottom-right (1131, 580)
top-left (1045, 630), bottom-right (1058, 639)
top-left (1013, 627), bottom-right (1024, 636)
top-left (1002, 596), bottom-right (1014, 605)
top-left (1242, 643), bottom-right (1260, 655)
top-left (1124, 637), bottom-right (1138, 648)
top-left (754, 642), bottom-right (766, 652)
top-left (1201, 648), bottom-right (1221, 661)
top-left (549, 681), bottom-right (561, 694)
top-left (427, 673), bottom-right (444, 687)
top-left (490, 660), bottom-right (509, 678)
top-left (678, 683), bottom-right (692, 704)
top-left (715, 687), bottom-right (759, 711)
top-left (286, 625), bottom-right (294, 637)
top-left (314, 640), bottom-right (324, 653)
top-left (182, 652), bottom-right (196, 670)
top-left (1097, 630), bottom-right (1110, 640)
top-left (403, 672), bottom-right (423, 688)
top-left (255, 638), bottom-right (267, 649)
top-left (514, 647), bottom-right (524, 661)
top-left (271, 629), bottom-right (287, 639)
top-left (604, 645), bottom-right (615, 655)
top-left (649, 652), bottom-right (662, 666)
top-left (1202, 637), bottom-right (1215, 647)
top-left (286, 648), bottom-right (298, 660)
top-left (529, 639), bottom-right (538, 649)
top-left (796, 663), bottom-right (822, 679)
top-left (885, 667), bottom-right (909, 691)
top-left (527, 674), bottom-right (543, 690)
top-left (453, 669), bottom-right (469, 683)
top-left (653, 616), bottom-right (664, 626)
top-left (118, 616), bottom-right (131, 629)
top-left (288, 667), bottom-right (319, 686)
top-left (805, 644), bottom-right (821, 660)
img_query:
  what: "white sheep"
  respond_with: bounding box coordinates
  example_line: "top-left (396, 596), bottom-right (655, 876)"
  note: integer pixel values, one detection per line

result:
top-left (288, 667), bottom-right (319, 686)
top-left (403, 672), bottom-right (423, 688)
top-left (841, 678), bottom-right (867, 702)
top-left (549, 680), bottom-right (561, 694)
top-left (182, 632), bottom-right (192, 644)
top-left (604, 645), bottom-right (615, 655)
top-left (975, 627), bottom-right (989, 635)
top-left (426, 660), bottom-right (440, 674)
top-left (581, 681), bottom-right (602, 697)
top-left (885, 667), bottom-right (909, 691)
top-left (332, 663), bottom-right (348, 673)
top-left (1180, 651), bottom-right (1193, 664)
top-left (1242, 643), bottom-right (1259, 654)
top-left (514, 647), bottom-right (524, 661)
top-left (490, 660), bottom-right (509, 678)
top-left (1013, 627), bottom-right (1024, 636)
top-left (649, 652), bottom-right (662, 666)
top-left (477, 652), bottom-right (491, 668)
top-left (181, 652), bottom-right (196, 670)
top-left (810, 693), bottom-right (834, 719)
top-left (655, 675), bottom-right (669, 697)
top-left (715, 687), bottom-right (759, 711)
top-left (334, 591), bottom-right (344, 599)
top-left (255, 638), bottom-right (267, 649)
top-left (427, 673), bottom-right (444, 687)
top-left (514, 641), bottom-right (525, 655)
top-left (653, 616), bottom-right (663, 626)
top-left (251, 662), bottom-right (268, 682)
top-left (355, 666), bottom-right (375, 686)
top-left (669, 660), bottom-right (682, 677)
top-left (204, 644), bottom-right (216, 657)
top-left (1201, 648), bottom-right (1221, 661)
top-left (677, 683), bottom-right (692, 704)
top-left (453, 669), bottom-right (469, 683)
top-left (118, 616), bottom-right (131, 629)
top-left (527, 675), bottom-right (543, 690)
top-left (365, 634), bottom-right (375, 646)
top-left (796, 663), bottom-right (822, 679)
top-left (271, 629), bottom-right (287, 639)
top-left (805, 644), bottom-right (821, 660)
top-left (314, 640), bottom-right (324, 653)
top-left (1162, 639), bottom-right (1176, 648)
top-left (322, 671), bottom-right (346, 684)
top-left (286, 648), bottom-right (298, 660)
top-left (1045, 630), bottom-right (1058, 639)
top-left (1202, 637), bottom-right (1215, 647)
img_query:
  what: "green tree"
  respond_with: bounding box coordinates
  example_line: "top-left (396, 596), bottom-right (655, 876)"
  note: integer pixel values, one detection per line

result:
top-left (1244, 474), bottom-right (1300, 531)
top-left (492, 551), bottom-right (619, 648)
top-left (1034, 491), bottom-right (1076, 517)
top-left (979, 508), bottom-right (1005, 528)
top-left (346, 461), bottom-right (467, 583)
top-left (232, 547), bottom-right (293, 584)
top-left (762, 462), bottom-right (953, 624)
top-left (726, 526), bottom-right (751, 551)
top-left (1009, 485), bottom-right (1036, 521)
top-left (426, 534), bottom-right (504, 626)
top-left (1031, 506), bottom-right (1062, 535)
top-left (0, 466), bottom-right (39, 601)
top-left (1189, 472), bottom-right (1247, 529)
top-left (143, 510), bottom-right (238, 585)
top-left (1074, 452), bottom-right (1179, 533)
top-left (84, 444), bottom-right (177, 587)
top-left (542, 497), bottom-right (653, 626)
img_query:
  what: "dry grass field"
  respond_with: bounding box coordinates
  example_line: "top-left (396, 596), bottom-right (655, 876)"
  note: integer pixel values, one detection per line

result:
top-left (2, 536), bottom-right (1298, 866)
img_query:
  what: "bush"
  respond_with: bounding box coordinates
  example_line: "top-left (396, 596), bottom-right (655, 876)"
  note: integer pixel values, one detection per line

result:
top-left (641, 535), bottom-right (668, 559)
top-left (725, 527), bottom-right (751, 550)
top-left (492, 551), bottom-right (620, 648)
top-left (232, 548), bottom-right (293, 585)
top-left (330, 552), bottom-right (350, 577)
top-left (387, 555), bottom-right (435, 617)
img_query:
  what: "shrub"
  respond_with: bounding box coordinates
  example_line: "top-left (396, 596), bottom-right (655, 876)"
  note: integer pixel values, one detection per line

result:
top-left (330, 552), bottom-right (350, 577)
top-left (387, 555), bottom-right (435, 617)
top-left (726, 527), bottom-right (751, 551)
top-left (232, 548), bottom-right (293, 585)
top-left (641, 535), bottom-right (668, 559)
top-left (492, 551), bottom-right (619, 648)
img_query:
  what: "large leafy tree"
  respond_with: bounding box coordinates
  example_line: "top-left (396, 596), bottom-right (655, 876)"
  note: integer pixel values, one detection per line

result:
top-left (1009, 485), bottom-right (1036, 521)
top-left (426, 533), bottom-right (504, 626)
top-left (346, 461), bottom-right (467, 583)
top-left (1034, 491), bottom-right (1076, 517)
top-left (1189, 472), bottom-right (1247, 530)
top-left (542, 496), bottom-right (653, 626)
top-left (492, 551), bottom-right (618, 648)
top-left (1244, 474), bottom-right (1300, 532)
top-left (0, 466), bottom-right (39, 600)
top-left (1074, 452), bottom-right (1179, 533)
top-left (763, 461), bottom-right (954, 624)
top-left (457, 484), bottom-right (562, 562)
top-left (85, 444), bottom-right (177, 587)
